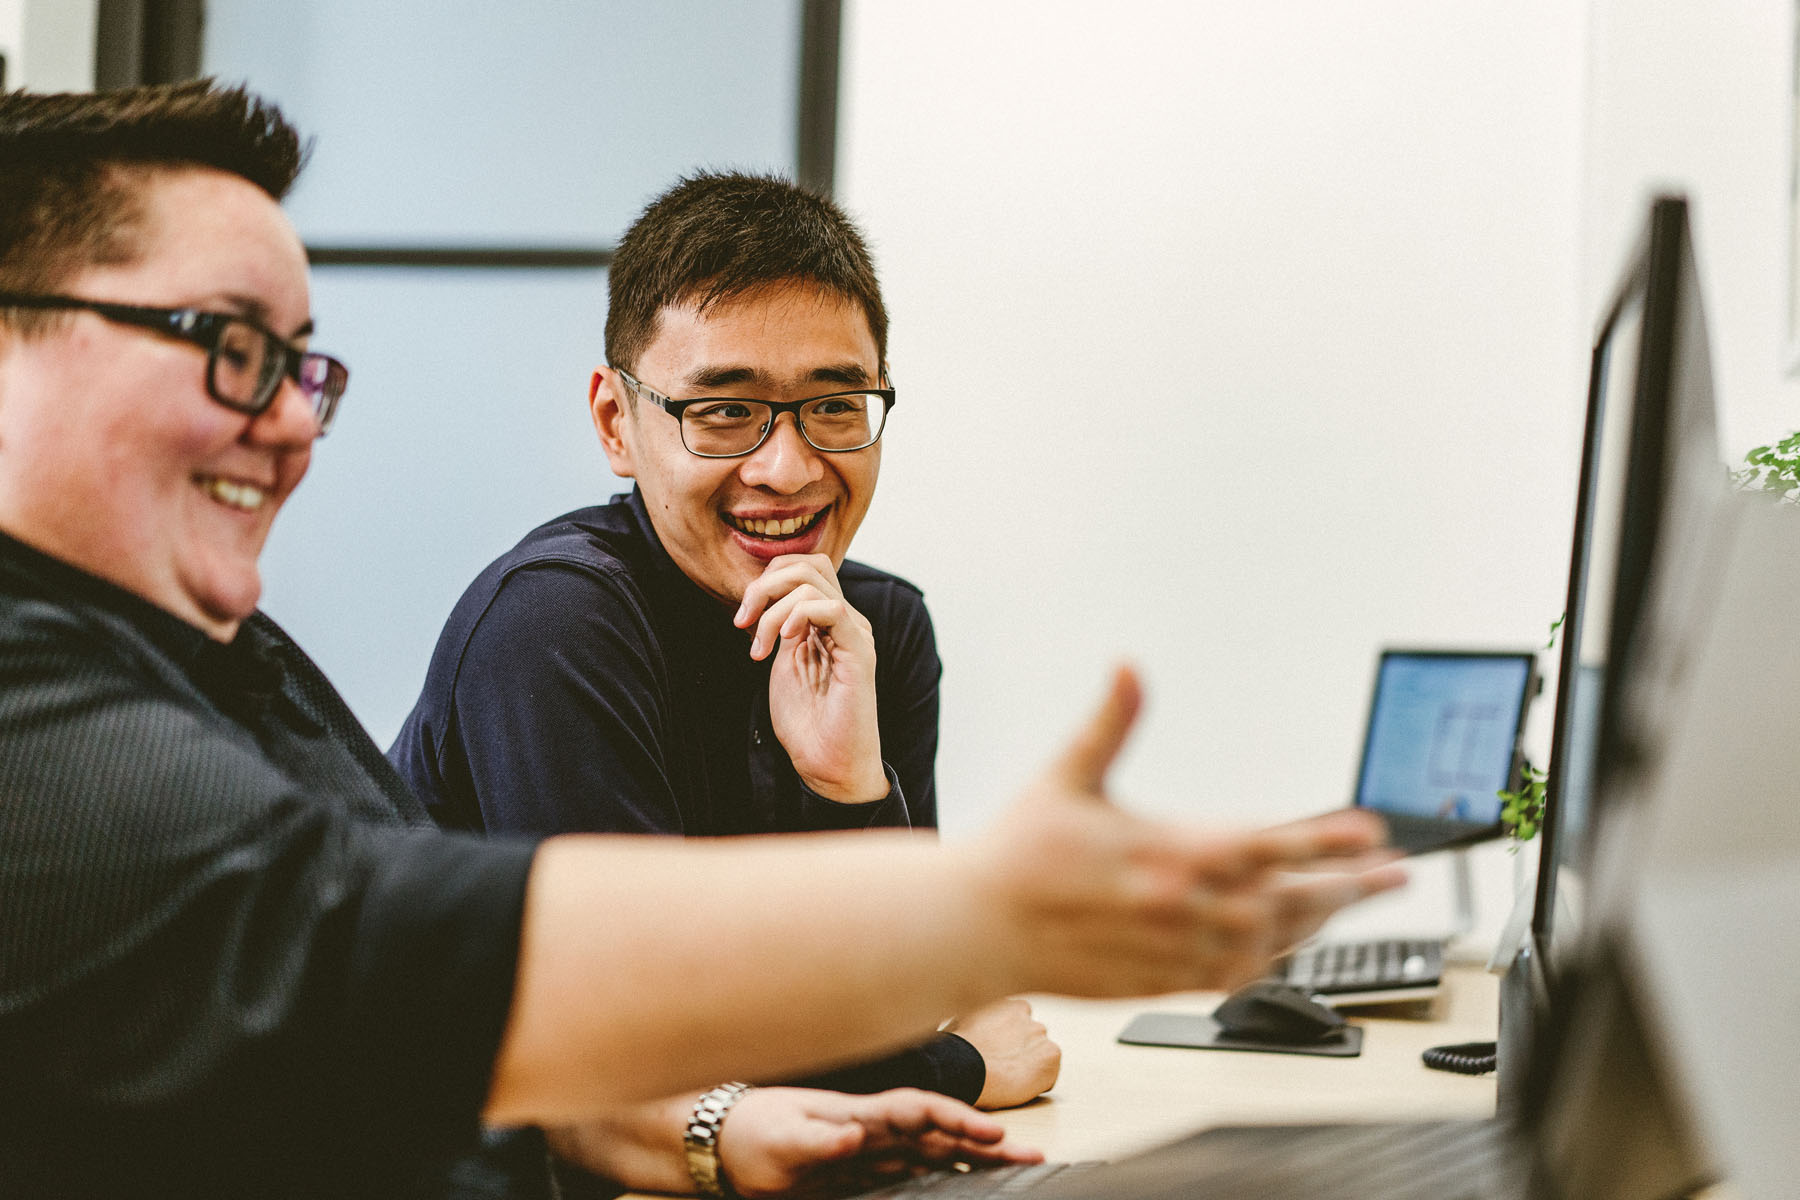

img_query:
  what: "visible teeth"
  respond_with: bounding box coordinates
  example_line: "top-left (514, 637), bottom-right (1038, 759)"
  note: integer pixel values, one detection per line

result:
top-left (201, 476), bottom-right (267, 512)
top-left (730, 511), bottom-right (820, 538)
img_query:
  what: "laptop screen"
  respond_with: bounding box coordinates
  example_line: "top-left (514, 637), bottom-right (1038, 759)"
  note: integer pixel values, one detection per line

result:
top-left (1353, 651), bottom-right (1534, 824)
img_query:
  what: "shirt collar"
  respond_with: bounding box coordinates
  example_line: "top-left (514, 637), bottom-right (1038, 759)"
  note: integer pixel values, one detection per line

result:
top-left (618, 487), bottom-right (758, 650)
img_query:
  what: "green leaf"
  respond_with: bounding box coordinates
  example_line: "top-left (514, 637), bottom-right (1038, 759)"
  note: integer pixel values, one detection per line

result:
top-left (1498, 762), bottom-right (1547, 843)
top-left (1734, 432), bottom-right (1800, 505)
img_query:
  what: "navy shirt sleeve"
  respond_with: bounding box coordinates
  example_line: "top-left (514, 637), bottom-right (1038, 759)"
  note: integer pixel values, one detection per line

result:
top-left (855, 571), bottom-right (943, 831)
top-left (781, 1032), bottom-right (985, 1105)
top-left (786, 762), bottom-right (910, 831)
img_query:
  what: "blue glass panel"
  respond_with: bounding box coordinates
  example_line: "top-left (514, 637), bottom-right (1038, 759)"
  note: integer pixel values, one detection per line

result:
top-left (257, 267), bottom-right (622, 742)
top-left (203, 0), bottom-right (801, 243)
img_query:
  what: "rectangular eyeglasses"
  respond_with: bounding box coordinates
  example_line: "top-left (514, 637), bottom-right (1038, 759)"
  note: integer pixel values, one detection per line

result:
top-left (614, 367), bottom-right (894, 458)
top-left (0, 292), bottom-right (348, 434)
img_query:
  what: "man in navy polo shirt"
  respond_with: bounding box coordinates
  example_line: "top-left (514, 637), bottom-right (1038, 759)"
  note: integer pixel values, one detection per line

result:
top-left (391, 172), bottom-right (1060, 1109)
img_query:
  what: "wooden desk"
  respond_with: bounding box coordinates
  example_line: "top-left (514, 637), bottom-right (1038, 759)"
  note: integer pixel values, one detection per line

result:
top-left (616, 969), bottom-right (1753, 1197)
top-left (996, 966), bottom-right (1499, 1163)
top-left (616, 968), bottom-right (1499, 1197)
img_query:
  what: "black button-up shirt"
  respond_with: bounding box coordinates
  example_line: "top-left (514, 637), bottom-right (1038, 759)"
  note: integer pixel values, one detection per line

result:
top-left (0, 529), bottom-right (538, 1198)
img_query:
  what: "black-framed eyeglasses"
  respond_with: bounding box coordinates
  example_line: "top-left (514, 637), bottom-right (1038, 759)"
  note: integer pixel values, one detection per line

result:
top-left (0, 292), bottom-right (348, 435)
top-left (614, 367), bottom-right (894, 458)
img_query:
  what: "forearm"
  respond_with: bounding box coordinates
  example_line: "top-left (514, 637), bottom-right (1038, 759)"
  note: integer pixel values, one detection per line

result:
top-left (543, 1092), bottom-right (697, 1195)
top-left (486, 830), bottom-right (1007, 1124)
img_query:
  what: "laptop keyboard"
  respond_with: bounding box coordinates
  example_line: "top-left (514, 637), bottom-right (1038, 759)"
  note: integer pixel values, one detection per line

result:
top-left (843, 1161), bottom-right (1102, 1198)
top-left (838, 1121), bottom-right (1513, 1200)
top-left (1276, 937), bottom-right (1444, 995)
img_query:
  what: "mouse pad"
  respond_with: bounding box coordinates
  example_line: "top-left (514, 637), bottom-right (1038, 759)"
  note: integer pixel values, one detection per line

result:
top-left (1117, 1012), bottom-right (1363, 1058)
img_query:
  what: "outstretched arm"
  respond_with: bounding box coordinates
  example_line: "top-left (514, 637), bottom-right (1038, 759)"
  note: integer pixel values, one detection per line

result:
top-left (485, 668), bottom-right (1406, 1124)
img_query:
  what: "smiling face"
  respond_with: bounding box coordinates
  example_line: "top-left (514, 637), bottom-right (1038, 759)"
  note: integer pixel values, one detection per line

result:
top-left (591, 280), bottom-right (883, 606)
top-left (0, 166), bottom-right (320, 639)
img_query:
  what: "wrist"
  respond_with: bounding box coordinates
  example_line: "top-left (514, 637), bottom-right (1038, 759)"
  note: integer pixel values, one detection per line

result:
top-left (799, 761), bottom-right (893, 805)
top-left (542, 1092), bottom-right (696, 1195)
top-left (684, 1082), bottom-right (755, 1197)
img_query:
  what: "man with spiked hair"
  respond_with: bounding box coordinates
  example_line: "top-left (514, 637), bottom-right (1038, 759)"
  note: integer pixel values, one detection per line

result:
top-left (393, 171), bottom-right (1063, 1109)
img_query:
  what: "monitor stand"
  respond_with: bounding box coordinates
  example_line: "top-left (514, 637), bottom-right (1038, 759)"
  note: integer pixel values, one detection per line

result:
top-left (1448, 848), bottom-right (1478, 940)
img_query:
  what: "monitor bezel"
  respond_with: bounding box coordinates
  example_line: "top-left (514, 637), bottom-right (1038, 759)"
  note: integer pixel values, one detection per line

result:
top-left (1529, 195), bottom-right (1693, 993)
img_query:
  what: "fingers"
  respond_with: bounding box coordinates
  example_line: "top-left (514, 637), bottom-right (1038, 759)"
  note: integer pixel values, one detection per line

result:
top-left (847, 1091), bottom-right (1042, 1165)
top-left (750, 591), bottom-right (871, 662)
top-left (722, 1090), bottom-right (1041, 1197)
top-left (1266, 858), bottom-right (1410, 948)
top-left (744, 583), bottom-right (877, 664)
top-left (991, 803), bottom-right (1410, 997)
top-left (1156, 810), bottom-right (1397, 892)
top-left (1040, 664), bottom-right (1143, 797)
top-left (1264, 808), bottom-right (1395, 854)
top-left (1135, 825), bottom-right (1408, 976)
top-left (859, 1090), bottom-right (1008, 1141)
top-left (735, 555), bottom-right (842, 628)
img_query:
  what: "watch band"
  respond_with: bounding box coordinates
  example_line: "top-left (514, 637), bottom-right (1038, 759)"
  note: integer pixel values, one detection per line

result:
top-left (683, 1082), bottom-right (754, 1197)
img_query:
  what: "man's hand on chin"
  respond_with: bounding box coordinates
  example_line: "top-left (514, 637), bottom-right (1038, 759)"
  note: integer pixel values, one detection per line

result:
top-left (736, 553), bottom-right (888, 803)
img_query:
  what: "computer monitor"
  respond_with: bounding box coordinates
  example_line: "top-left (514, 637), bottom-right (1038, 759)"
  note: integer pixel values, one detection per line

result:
top-left (1509, 194), bottom-right (1722, 1200)
top-left (1350, 649), bottom-right (1536, 853)
top-left (1527, 195), bottom-right (1721, 996)
top-left (1614, 498), bottom-right (1800, 1200)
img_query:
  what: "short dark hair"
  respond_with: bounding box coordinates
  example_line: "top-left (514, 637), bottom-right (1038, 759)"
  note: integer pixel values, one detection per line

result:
top-left (605, 171), bottom-right (888, 377)
top-left (0, 80), bottom-right (307, 326)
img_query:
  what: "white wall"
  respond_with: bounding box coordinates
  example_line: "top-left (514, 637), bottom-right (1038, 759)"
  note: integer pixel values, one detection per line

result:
top-left (838, 2), bottom-right (1589, 938)
top-left (11, 0), bottom-right (95, 89)
top-left (1581, 0), bottom-right (1800, 454)
top-left (0, 0), bottom-right (20, 85)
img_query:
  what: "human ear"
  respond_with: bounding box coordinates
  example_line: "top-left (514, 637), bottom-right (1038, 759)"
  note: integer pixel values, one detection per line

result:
top-left (588, 368), bottom-right (638, 478)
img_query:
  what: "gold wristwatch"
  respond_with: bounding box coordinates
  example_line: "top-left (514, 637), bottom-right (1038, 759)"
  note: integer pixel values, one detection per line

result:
top-left (683, 1082), bottom-right (754, 1197)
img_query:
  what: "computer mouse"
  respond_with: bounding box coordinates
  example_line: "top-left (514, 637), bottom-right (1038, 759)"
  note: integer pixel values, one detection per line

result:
top-left (1212, 980), bottom-right (1347, 1043)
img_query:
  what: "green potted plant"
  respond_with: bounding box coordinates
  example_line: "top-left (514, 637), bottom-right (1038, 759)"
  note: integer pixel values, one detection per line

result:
top-left (1499, 433), bottom-right (1800, 846)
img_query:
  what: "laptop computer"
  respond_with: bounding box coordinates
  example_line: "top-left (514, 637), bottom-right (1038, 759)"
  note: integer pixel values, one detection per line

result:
top-left (1265, 649), bottom-right (1537, 1004)
top-left (1347, 649), bottom-right (1538, 856)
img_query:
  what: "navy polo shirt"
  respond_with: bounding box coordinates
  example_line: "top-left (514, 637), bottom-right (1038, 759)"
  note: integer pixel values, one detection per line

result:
top-left (390, 489), bottom-right (983, 1102)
